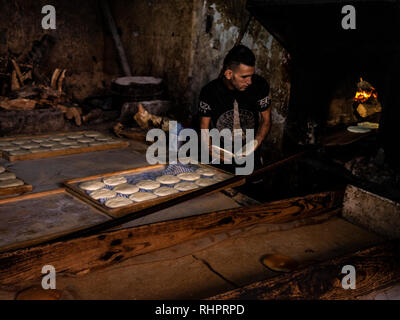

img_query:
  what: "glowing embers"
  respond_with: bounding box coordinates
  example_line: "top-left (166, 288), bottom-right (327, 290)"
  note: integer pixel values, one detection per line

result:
top-left (353, 78), bottom-right (382, 118)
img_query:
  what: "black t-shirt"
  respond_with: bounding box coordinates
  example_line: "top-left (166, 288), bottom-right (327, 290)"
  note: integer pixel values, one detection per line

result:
top-left (198, 74), bottom-right (271, 133)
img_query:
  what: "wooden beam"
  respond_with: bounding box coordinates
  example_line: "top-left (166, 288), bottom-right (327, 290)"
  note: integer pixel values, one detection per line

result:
top-left (0, 191), bottom-right (343, 288)
top-left (208, 240), bottom-right (400, 300)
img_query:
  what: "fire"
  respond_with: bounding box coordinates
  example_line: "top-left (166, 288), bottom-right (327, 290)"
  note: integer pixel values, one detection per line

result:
top-left (354, 89), bottom-right (378, 103)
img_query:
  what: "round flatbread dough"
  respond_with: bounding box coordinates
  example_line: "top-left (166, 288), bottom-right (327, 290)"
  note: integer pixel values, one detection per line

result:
top-left (90, 142), bottom-right (105, 147)
top-left (78, 138), bottom-right (94, 144)
top-left (32, 138), bottom-right (47, 143)
top-left (174, 182), bottom-right (198, 191)
top-left (129, 192), bottom-right (158, 202)
top-left (0, 142), bottom-right (13, 147)
top-left (10, 150), bottom-right (31, 156)
top-left (69, 145), bottom-right (84, 149)
top-left (60, 140), bottom-right (78, 146)
top-left (113, 183), bottom-right (139, 195)
top-left (67, 134), bottom-right (84, 139)
top-left (95, 136), bottom-right (113, 141)
top-left (0, 178), bottom-right (24, 188)
top-left (84, 131), bottom-right (102, 138)
top-left (0, 172), bottom-right (17, 181)
top-left (51, 146), bottom-right (68, 151)
top-left (79, 181), bottom-right (105, 191)
top-left (154, 186), bottom-right (179, 197)
top-left (0, 166), bottom-right (5, 174)
top-left (31, 148), bottom-right (48, 154)
top-left (156, 175), bottom-right (181, 184)
top-left (40, 142), bottom-right (57, 148)
top-left (214, 173), bottom-right (230, 182)
top-left (105, 197), bottom-right (133, 208)
top-left (12, 140), bottom-right (31, 145)
top-left (2, 146), bottom-right (20, 152)
top-left (21, 143), bottom-right (40, 150)
top-left (195, 168), bottom-right (216, 177)
top-left (177, 172), bottom-right (201, 181)
top-left (103, 176), bottom-right (127, 186)
top-left (347, 126), bottom-right (371, 133)
top-left (50, 136), bottom-right (67, 142)
top-left (90, 189), bottom-right (117, 200)
top-left (195, 178), bottom-right (217, 187)
top-left (136, 180), bottom-right (161, 190)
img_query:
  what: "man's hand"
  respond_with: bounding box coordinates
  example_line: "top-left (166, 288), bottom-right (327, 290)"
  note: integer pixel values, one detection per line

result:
top-left (255, 108), bottom-right (272, 149)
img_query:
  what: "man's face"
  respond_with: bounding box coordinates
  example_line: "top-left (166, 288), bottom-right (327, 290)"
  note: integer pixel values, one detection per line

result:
top-left (225, 63), bottom-right (255, 91)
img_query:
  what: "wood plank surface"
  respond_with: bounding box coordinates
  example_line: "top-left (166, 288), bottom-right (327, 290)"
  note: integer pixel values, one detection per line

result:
top-left (0, 190), bottom-right (343, 287)
top-left (0, 189), bottom-right (110, 253)
top-left (0, 183), bottom-right (32, 196)
top-left (208, 240), bottom-right (400, 300)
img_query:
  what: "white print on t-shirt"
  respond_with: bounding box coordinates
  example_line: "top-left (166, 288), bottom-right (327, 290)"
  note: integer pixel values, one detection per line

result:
top-left (258, 96), bottom-right (271, 109)
top-left (199, 101), bottom-right (211, 113)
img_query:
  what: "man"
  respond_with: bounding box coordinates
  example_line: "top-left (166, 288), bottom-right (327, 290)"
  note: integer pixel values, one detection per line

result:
top-left (198, 45), bottom-right (272, 171)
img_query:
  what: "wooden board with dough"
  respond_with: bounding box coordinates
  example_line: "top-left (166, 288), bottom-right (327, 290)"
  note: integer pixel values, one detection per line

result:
top-left (0, 166), bottom-right (32, 196)
top-left (0, 131), bottom-right (130, 162)
top-left (63, 163), bottom-right (245, 218)
top-left (0, 189), bottom-right (111, 253)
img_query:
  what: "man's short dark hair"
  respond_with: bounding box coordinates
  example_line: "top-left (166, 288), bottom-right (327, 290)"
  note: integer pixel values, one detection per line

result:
top-left (223, 45), bottom-right (255, 72)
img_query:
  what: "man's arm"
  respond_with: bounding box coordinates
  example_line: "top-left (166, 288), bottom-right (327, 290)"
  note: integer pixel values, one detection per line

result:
top-left (255, 108), bottom-right (271, 148)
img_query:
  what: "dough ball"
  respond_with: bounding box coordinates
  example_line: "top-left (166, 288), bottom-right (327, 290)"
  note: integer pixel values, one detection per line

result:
top-left (10, 150), bottom-right (31, 156)
top-left (40, 142), bottom-right (57, 148)
top-left (2, 146), bottom-right (20, 152)
top-left (21, 143), bottom-right (40, 150)
top-left (113, 183), bottom-right (139, 195)
top-left (12, 140), bottom-right (31, 145)
top-left (105, 197), bottom-right (133, 208)
top-left (195, 168), bottom-right (216, 177)
top-left (79, 181), bottom-right (105, 191)
top-left (129, 192), bottom-right (158, 202)
top-left (0, 172), bottom-right (17, 181)
top-left (195, 178), bottom-right (218, 187)
top-left (0, 166), bottom-right (6, 174)
top-left (90, 189), bottom-right (117, 200)
top-left (0, 142), bottom-right (13, 147)
top-left (78, 138), bottom-right (95, 144)
top-left (136, 180), bottom-right (161, 190)
top-left (154, 186), bottom-right (179, 197)
top-left (156, 175), bottom-right (181, 184)
top-left (84, 131), bottom-right (102, 137)
top-left (103, 176), bottom-right (127, 186)
top-left (67, 134), bottom-right (84, 139)
top-left (177, 172), bottom-right (201, 181)
top-left (0, 178), bottom-right (24, 188)
top-left (50, 136), bottom-right (67, 142)
top-left (174, 182), bottom-right (198, 192)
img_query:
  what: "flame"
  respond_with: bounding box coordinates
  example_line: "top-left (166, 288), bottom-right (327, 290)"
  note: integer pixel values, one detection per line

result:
top-left (353, 88), bottom-right (378, 103)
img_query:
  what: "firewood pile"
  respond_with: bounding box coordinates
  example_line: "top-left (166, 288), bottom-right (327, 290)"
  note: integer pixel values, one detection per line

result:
top-left (0, 35), bottom-right (82, 126)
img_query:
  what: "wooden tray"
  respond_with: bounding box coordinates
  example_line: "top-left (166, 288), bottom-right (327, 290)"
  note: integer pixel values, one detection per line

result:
top-left (0, 170), bottom-right (32, 196)
top-left (0, 189), bottom-right (111, 253)
top-left (64, 163), bottom-right (246, 218)
top-left (0, 131), bottom-right (130, 162)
